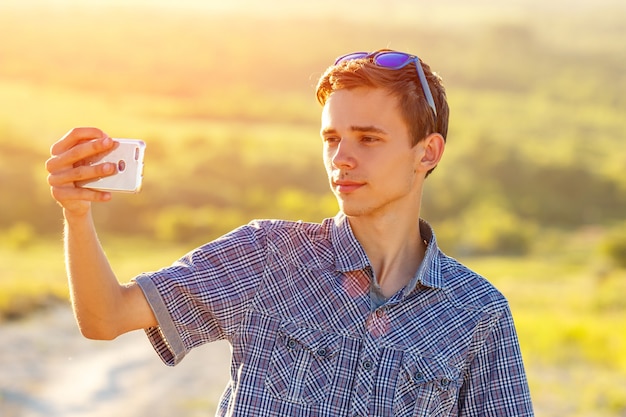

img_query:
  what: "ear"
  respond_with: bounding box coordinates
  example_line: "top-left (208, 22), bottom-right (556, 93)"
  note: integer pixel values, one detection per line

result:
top-left (416, 133), bottom-right (445, 173)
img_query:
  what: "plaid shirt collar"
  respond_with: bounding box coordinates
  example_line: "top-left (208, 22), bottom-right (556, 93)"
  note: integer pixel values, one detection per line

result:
top-left (330, 212), bottom-right (444, 291)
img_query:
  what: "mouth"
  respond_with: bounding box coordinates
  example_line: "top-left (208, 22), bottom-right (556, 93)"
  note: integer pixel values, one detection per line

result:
top-left (332, 179), bottom-right (364, 194)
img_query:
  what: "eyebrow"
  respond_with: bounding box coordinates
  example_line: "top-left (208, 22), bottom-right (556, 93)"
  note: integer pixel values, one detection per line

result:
top-left (320, 125), bottom-right (388, 136)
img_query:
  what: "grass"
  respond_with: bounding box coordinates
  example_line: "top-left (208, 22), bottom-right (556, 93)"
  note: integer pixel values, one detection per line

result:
top-left (0, 233), bottom-right (184, 320)
top-left (0, 233), bottom-right (68, 320)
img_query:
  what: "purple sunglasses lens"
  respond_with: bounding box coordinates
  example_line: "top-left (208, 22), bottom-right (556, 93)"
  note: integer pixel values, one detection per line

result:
top-left (374, 52), bottom-right (413, 68)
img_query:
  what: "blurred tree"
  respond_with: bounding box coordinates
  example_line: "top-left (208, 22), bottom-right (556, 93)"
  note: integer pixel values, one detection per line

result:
top-left (601, 222), bottom-right (626, 269)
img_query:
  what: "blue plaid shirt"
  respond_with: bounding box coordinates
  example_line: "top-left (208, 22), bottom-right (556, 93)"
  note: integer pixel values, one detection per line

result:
top-left (135, 213), bottom-right (533, 416)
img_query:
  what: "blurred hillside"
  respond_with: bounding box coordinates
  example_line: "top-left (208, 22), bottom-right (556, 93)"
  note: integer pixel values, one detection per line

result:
top-left (0, 0), bottom-right (625, 256)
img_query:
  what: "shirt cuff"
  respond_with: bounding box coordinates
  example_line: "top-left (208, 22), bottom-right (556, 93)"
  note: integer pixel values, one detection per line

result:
top-left (135, 274), bottom-right (187, 366)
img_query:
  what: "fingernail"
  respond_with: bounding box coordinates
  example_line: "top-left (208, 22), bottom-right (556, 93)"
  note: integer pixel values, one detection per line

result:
top-left (102, 136), bottom-right (112, 146)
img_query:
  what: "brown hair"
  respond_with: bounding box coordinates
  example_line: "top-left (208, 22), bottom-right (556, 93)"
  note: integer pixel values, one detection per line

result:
top-left (316, 49), bottom-right (449, 148)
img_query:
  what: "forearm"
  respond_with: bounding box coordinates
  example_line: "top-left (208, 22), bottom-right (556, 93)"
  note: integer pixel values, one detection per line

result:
top-left (46, 128), bottom-right (156, 339)
top-left (64, 210), bottom-right (127, 339)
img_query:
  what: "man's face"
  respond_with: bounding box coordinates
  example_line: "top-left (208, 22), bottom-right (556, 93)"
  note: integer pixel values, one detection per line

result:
top-left (320, 87), bottom-right (424, 218)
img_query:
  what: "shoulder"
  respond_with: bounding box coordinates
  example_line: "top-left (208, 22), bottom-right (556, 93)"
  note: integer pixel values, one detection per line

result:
top-left (244, 218), bottom-right (335, 269)
top-left (210, 218), bottom-right (326, 244)
top-left (247, 218), bottom-right (333, 241)
top-left (438, 253), bottom-right (510, 316)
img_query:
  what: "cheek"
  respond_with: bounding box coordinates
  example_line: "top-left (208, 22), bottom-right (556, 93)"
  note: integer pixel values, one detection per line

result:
top-left (322, 150), bottom-right (333, 172)
top-left (389, 156), bottom-right (420, 186)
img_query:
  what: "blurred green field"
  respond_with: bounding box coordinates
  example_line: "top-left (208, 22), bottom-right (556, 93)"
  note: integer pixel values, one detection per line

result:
top-left (0, 0), bottom-right (625, 415)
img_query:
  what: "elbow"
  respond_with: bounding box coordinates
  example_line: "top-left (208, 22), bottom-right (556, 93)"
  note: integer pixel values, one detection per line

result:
top-left (80, 327), bottom-right (118, 341)
top-left (76, 319), bottom-right (120, 341)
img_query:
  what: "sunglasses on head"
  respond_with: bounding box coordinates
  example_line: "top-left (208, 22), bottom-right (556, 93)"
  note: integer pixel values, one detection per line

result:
top-left (334, 50), bottom-right (438, 118)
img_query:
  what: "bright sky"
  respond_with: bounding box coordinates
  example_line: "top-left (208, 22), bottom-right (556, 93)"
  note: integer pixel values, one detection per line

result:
top-left (0, 0), bottom-right (560, 24)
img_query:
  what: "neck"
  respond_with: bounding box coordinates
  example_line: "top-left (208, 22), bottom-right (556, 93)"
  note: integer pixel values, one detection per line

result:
top-left (348, 210), bottom-right (426, 297)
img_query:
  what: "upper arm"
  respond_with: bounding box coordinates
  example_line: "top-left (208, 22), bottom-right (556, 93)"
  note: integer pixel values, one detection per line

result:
top-left (117, 281), bottom-right (158, 335)
top-left (458, 308), bottom-right (534, 416)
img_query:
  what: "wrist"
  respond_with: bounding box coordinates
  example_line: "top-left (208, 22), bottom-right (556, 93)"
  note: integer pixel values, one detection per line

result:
top-left (63, 207), bottom-right (93, 226)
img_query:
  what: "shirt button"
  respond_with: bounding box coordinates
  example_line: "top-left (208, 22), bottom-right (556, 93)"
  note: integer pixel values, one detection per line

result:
top-left (375, 309), bottom-right (385, 318)
top-left (287, 339), bottom-right (297, 349)
top-left (362, 360), bottom-right (373, 370)
top-left (317, 347), bottom-right (328, 357)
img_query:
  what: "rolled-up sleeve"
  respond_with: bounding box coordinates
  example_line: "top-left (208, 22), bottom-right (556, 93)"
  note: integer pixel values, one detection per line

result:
top-left (134, 222), bottom-right (268, 366)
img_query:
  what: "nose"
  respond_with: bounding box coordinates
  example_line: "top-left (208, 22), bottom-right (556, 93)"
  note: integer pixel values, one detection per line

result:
top-left (329, 140), bottom-right (356, 170)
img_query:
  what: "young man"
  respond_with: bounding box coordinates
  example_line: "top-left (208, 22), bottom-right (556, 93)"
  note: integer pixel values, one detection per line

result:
top-left (46, 49), bottom-right (534, 416)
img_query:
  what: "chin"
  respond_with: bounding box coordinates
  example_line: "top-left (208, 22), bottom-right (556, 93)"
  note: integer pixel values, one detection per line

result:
top-left (338, 204), bottom-right (374, 218)
top-left (335, 193), bottom-right (378, 217)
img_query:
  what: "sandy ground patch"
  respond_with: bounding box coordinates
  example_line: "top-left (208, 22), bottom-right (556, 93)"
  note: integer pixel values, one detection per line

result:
top-left (0, 306), bottom-right (231, 417)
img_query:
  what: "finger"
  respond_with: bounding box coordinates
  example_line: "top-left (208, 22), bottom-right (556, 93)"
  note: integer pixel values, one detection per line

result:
top-left (51, 185), bottom-right (112, 204)
top-left (46, 136), bottom-right (115, 173)
top-left (50, 127), bottom-right (108, 156)
top-left (47, 162), bottom-right (117, 187)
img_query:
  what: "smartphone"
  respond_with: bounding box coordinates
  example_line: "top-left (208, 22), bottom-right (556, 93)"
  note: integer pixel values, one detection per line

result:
top-left (77, 138), bottom-right (146, 193)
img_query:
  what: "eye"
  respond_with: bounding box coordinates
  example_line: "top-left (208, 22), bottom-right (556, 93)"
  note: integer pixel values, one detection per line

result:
top-left (361, 135), bottom-right (380, 143)
top-left (323, 136), bottom-right (340, 145)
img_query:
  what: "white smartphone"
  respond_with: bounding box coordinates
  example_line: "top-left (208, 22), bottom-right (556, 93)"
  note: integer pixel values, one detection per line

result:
top-left (77, 138), bottom-right (146, 193)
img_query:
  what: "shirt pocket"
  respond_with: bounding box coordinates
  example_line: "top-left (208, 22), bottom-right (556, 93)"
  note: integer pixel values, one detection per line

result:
top-left (393, 352), bottom-right (460, 417)
top-left (265, 321), bottom-right (341, 405)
